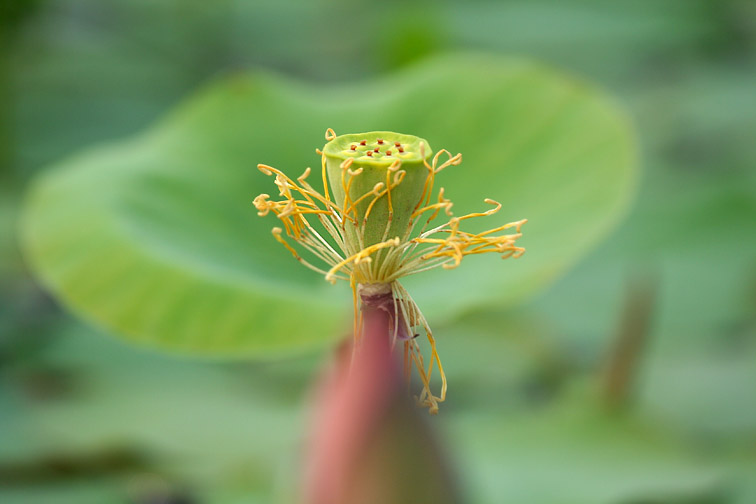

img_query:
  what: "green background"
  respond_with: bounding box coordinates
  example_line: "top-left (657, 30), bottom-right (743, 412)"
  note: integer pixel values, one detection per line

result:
top-left (2, 1), bottom-right (755, 503)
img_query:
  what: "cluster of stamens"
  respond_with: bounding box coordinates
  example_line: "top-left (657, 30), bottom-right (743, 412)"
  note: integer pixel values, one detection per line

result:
top-left (253, 129), bottom-right (526, 414)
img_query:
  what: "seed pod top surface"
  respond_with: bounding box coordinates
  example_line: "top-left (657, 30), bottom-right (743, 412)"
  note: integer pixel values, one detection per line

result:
top-left (323, 131), bottom-right (433, 166)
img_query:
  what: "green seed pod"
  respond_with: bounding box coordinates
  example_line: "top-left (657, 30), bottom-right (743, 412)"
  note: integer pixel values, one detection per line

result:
top-left (323, 131), bottom-right (433, 250)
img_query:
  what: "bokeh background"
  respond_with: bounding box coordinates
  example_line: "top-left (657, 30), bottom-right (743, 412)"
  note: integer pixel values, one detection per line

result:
top-left (2, 1), bottom-right (755, 503)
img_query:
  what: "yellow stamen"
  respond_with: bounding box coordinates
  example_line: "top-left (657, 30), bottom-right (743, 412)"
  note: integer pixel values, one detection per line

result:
top-left (325, 237), bottom-right (401, 284)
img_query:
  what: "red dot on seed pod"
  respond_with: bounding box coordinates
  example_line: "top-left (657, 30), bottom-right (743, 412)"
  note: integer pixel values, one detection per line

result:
top-left (374, 148), bottom-right (379, 152)
top-left (367, 151), bottom-right (372, 156)
top-left (398, 147), bottom-right (404, 152)
top-left (360, 140), bottom-right (367, 146)
top-left (395, 142), bottom-right (401, 147)
top-left (386, 150), bottom-right (392, 155)
top-left (350, 145), bottom-right (356, 150)
top-left (377, 139), bottom-right (384, 144)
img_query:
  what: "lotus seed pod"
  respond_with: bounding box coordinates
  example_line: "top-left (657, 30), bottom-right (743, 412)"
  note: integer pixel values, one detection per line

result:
top-left (256, 128), bottom-right (525, 414)
top-left (323, 131), bottom-right (433, 249)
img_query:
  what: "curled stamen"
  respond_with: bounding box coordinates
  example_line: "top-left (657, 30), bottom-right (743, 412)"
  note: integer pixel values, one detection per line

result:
top-left (297, 167), bottom-right (312, 183)
top-left (252, 194), bottom-right (272, 216)
top-left (258, 164), bottom-right (273, 176)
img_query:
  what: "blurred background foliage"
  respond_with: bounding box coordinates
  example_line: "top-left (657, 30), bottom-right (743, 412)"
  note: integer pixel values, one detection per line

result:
top-left (1, 1), bottom-right (755, 503)
top-left (19, 52), bottom-right (637, 355)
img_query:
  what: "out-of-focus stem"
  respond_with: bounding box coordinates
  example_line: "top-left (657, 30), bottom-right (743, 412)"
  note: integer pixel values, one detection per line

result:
top-left (602, 272), bottom-right (659, 412)
top-left (301, 287), bottom-right (463, 504)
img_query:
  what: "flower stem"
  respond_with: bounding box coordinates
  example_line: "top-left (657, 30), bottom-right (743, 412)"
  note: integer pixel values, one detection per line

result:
top-left (602, 272), bottom-right (658, 412)
top-left (302, 286), bottom-right (462, 504)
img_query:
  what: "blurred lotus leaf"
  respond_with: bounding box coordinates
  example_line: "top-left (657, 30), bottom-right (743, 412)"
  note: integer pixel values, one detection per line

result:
top-left (21, 54), bottom-right (637, 356)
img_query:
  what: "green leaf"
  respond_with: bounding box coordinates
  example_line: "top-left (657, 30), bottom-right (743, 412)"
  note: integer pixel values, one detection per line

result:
top-left (22, 53), bottom-right (637, 356)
